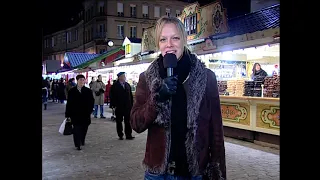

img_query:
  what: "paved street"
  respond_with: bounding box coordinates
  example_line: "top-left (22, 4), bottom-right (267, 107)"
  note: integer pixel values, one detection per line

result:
top-left (42, 102), bottom-right (279, 180)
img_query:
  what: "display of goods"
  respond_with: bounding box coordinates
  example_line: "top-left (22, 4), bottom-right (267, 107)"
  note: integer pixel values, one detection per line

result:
top-left (226, 80), bottom-right (236, 96)
top-left (227, 79), bottom-right (245, 96)
top-left (263, 75), bottom-right (280, 98)
top-left (217, 81), bottom-right (228, 95)
top-left (244, 81), bottom-right (254, 96)
top-left (244, 80), bottom-right (263, 97)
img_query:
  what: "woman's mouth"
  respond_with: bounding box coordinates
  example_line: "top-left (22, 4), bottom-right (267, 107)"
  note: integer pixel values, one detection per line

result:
top-left (166, 50), bottom-right (176, 54)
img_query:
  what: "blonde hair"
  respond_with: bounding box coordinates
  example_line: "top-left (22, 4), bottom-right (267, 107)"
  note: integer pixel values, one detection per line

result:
top-left (155, 16), bottom-right (190, 53)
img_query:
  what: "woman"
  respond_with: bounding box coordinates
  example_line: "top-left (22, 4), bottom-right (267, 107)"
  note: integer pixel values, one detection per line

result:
top-left (104, 80), bottom-right (112, 105)
top-left (251, 63), bottom-right (268, 81)
top-left (130, 16), bottom-right (226, 180)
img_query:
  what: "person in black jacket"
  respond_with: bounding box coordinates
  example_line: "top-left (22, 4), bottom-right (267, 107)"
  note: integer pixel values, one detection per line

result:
top-left (251, 63), bottom-right (268, 81)
top-left (65, 74), bottom-right (95, 150)
top-left (109, 72), bottom-right (134, 140)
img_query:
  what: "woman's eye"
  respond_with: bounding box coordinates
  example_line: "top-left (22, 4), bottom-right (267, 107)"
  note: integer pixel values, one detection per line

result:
top-left (160, 38), bottom-right (166, 42)
top-left (172, 37), bottom-right (180, 40)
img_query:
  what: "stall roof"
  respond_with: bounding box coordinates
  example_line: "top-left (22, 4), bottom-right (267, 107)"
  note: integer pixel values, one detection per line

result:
top-left (77, 46), bottom-right (125, 69)
top-left (210, 4), bottom-right (280, 40)
top-left (64, 52), bottom-right (100, 68)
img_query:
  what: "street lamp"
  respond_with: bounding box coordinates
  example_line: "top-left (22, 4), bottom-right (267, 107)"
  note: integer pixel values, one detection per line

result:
top-left (107, 40), bottom-right (114, 47)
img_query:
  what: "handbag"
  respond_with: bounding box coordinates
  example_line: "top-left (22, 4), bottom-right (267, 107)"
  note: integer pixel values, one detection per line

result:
top-left (95, 91), bottom-right (101, 96)
top-left (95, 82), bottom-right (104, 96)
top-left (59, 118), bottom-right (73, 135)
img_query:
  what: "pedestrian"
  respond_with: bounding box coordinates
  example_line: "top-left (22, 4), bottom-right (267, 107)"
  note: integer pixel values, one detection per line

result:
top-left (92, 75), bottom-right (106, 118)
top-left (89, 77), bottom-right (95, 89)
top-left (104, 80), bottom-right (112, 105)
top-left (65, 78), bottom-right (76, 100)
top-left (42, 77), bottom-right (49, 110)
top-left (110, 72), bottom-right (134, 140)
top-left (65, 74), bottom-right (94, 150)
top-left (57, 78), bottom-right (66, 104)
top-left (130, 16), bottom-right (226, 179)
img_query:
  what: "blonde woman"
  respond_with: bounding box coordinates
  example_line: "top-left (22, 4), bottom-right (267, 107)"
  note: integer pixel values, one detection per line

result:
top-left (130, 16), bottom-right (226, 180)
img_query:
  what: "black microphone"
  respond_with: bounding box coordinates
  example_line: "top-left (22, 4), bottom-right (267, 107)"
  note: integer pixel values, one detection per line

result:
top-left (163, 53), bottom-right (178, 77)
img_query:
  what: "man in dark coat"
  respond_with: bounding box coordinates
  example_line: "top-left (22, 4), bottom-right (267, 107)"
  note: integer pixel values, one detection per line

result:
top-left (110, 72), bottom-right (134, 140)
top-left (65, 74), bottom-right (95, 150)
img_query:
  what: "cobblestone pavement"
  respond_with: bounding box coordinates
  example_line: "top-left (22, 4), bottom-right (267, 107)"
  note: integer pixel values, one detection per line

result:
top-left (42, 102), bottom-right (279, 180)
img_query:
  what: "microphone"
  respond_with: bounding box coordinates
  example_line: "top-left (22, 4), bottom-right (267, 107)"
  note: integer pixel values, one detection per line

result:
top-left (163, 53), bottom-right (178, 77)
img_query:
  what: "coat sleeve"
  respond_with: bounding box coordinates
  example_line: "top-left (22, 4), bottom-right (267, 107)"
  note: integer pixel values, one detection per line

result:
top-left (65, 89), bottom-right (74, 118)
top-left (109, 85), bottom-right (114, 107)
top-left (130, 72), bottom-right (160, 133)
top-left (128, 83), bottom-right (134, 106)
top-left (88, 89), bottom-right (95, 113)
top-left (207, 70), bottom-right (226, 180)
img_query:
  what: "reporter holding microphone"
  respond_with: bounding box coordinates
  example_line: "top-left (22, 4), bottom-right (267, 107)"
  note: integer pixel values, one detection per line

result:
top-left (130, 16), bottom-right (226, 180)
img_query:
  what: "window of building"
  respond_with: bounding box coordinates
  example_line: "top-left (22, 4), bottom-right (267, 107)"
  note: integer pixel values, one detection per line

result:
top-left (67, 32), bottom-right (72, 43)
top-left (166, 8), bottom-right (170, 16)
top-left (176, 10), bottom-right (181, 17)
top-left (75, 29), bottom-right (78, 41)
top-left (98, 2), bottom-right (105, 15)
top-left (154, 6), bottom-right (160, 18)
top-left (51, 37), bottom-right (55, 47)
top-left (117, 3), bottom-right (124, 16)
top-left (99, 49), bottom-right (106, 54)
top-left (130, 4), bottom-right (137, 17)
top-left (99, 24), bottom-right (106, 37)
top-left (142, 28), bottom-right (145, 36)
top-left (142, 5), bottom-right (149, 18)
top-left (130, 26), bottom-right (137, 38)
top-left (117, 25), bottom-right (124, 38)
top-left (184, 14), bottom-right (197, 35)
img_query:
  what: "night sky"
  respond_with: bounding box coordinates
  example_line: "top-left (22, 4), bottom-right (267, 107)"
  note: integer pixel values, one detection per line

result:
top-left (42, 0), bottom-right (251, 35)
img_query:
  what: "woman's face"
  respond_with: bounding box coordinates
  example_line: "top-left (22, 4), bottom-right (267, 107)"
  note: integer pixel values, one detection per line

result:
top-left (255, 64), bottom-right (261, 71)
top-left (159, 23), bottom-right (184, 59)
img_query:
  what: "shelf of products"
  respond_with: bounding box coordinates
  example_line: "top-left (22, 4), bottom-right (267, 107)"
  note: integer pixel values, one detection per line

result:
top-left (263, 75), bottom-right (280, 98)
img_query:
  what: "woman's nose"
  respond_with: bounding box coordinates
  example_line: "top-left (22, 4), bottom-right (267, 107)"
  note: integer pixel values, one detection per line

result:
top-left (166, 39), bottom-right (173, 47)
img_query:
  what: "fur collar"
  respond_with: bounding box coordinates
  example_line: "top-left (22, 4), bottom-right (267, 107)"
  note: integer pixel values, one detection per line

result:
top-left (143, 53), bottom-right (207, 175)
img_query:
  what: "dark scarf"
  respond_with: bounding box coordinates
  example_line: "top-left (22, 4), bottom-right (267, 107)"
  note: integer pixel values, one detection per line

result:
top-left (158, 51), bottom-right (191, 176)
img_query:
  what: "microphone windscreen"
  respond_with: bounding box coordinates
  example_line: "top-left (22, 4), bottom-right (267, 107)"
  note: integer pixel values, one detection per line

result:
top-left (163, 53), bottom-right (178, 69)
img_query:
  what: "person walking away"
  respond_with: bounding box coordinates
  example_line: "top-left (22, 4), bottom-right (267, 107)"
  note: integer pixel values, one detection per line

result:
top-left (104, 80), bottom-right (112, 105)
top-left (92, 75), bottom-right (106, 118)
top-left (130, 16), bottom-right (226, 179)
top-left (110, 72), bottom-right (134, 140)
top-left (51, 79), bottom-right (58, 102)
top-left (65, 74), bottom-right (94, 150)
top-left (57, 78), bottom-right (66, 104)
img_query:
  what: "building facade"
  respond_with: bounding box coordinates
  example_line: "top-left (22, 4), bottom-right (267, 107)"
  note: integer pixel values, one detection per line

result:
top-left (43, 0), bottom-right (189, 64)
